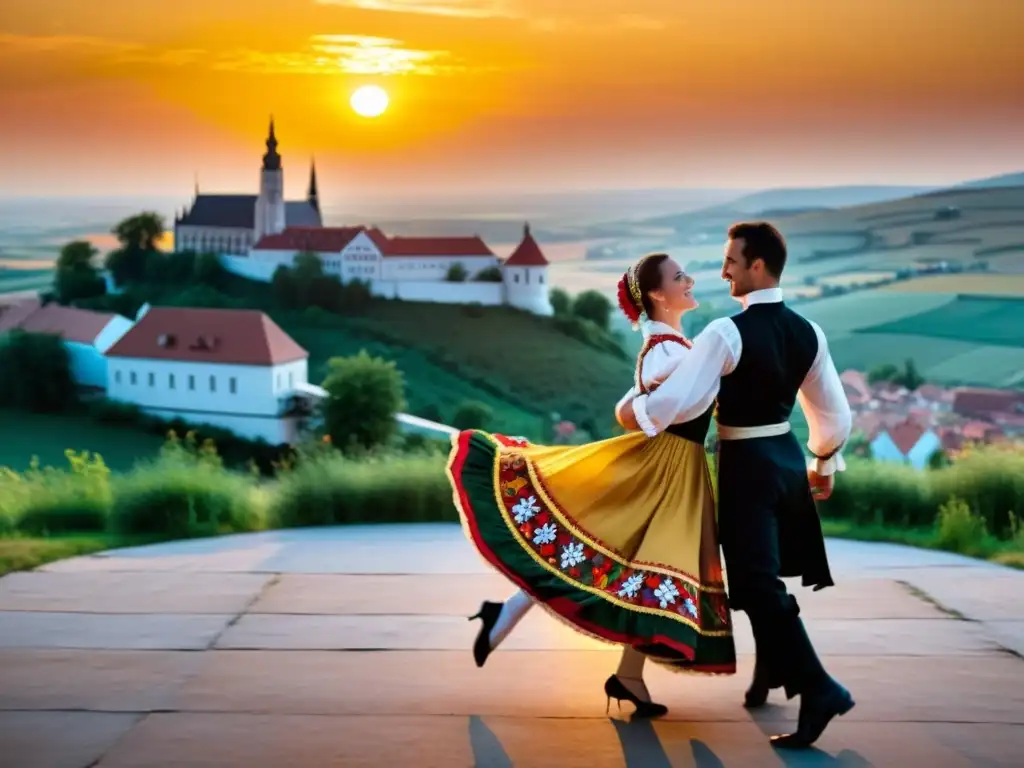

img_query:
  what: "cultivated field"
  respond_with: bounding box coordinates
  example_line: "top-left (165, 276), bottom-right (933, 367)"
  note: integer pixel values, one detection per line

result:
top-left (879, 273), bottom-right (1024, 296)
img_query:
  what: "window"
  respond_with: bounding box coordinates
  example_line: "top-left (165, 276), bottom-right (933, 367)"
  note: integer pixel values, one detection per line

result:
top-left (229, 377), bottom-right (237, 394)
top-left (539, 274), bottom-right (545, 284)
top-left (130, 371), bottom-right (137, 385)
top-left (148, 372), bottom-right (155, 387)
top-left (209, 375), bottom-right (216, 392)
top-left (114, 370), bottom-right (121, 384)
top-left (288, 372), bottom-right (294, 388)
top-left (276, 373), bottom-right (282, 390)
top-left (188, 374), bottom-right (195, 391)
top-left (168, 373), bottom-right (175, 389)
top-left (514, 274), bottom-right (520, 283)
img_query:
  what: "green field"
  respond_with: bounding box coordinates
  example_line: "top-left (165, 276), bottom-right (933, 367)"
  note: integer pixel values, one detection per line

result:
top-left (0, 410), bottom-right (165, 472)
top-left (0, 268), bottom-right (52, 295)
top-left (283, 321), bottom-right (545, 436)
top-left (859, 295), bottom-right (1024, 347)
top-left (336, 301), bottom-right (635, 433)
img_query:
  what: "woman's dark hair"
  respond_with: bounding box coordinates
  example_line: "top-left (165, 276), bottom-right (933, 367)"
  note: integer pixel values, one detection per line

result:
top-left (726, 221), bottom-right (787, 278)
top-left (617, 252), bottom-right (669, 323)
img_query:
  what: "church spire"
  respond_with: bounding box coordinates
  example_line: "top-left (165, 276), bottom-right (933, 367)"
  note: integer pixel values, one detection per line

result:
top-left (307, 158), bottom-right (319, 212)
top-left (262, 116), bottom-right (281, 171)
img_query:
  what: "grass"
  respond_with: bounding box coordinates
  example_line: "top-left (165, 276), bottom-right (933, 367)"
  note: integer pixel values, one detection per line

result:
top-left (860, 295), bottom-right (1024, 347)
top-left (0, 533), bottom-right (159, 577)
top-left (329, 300), bottom-right (635, 433)
top-left (0, 409), bottom-right (165, 472)
top-left (879, 274), bottom-right (1024, 296)
top-left (284, 321), bottom-right (543, 437)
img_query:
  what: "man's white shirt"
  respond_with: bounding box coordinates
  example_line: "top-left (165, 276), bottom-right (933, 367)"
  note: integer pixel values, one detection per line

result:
top-left (629, 287), bottom-right (852, 476)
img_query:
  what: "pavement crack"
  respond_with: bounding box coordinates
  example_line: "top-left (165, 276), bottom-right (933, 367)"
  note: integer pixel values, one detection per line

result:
top-left (896, 580), bottom-right (972, 621)
top-left (206, 573), bottom-right (281, 649)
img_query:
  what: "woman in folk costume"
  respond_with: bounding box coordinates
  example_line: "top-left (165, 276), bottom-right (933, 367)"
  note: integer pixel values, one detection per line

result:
top-left (445, 252), bottom-right (736, 717)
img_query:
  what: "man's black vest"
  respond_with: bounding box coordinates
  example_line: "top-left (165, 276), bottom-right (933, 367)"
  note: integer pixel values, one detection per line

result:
top-left (715, 302), bottom-right (819, 428)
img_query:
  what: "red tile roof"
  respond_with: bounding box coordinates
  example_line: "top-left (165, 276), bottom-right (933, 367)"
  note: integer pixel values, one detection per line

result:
top-left (379, 235), bottom-right (495, 258)
top-left (504, 223), bottom-right (549, 266)
top-left (952, 387), bottom-right (1024, 418)
top-left (252, 226), bottom-right (496, 259)
top-left (105, 307), bottom-right (307, 366)
top-left (253, 226), bottom-right (365, 253)
top-left (887, 420), bottom-right (927, 455)
top-left (0, 299), bottom-right (114, 344)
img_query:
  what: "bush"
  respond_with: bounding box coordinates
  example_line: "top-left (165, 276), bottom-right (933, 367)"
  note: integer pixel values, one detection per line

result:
top-left (452, 400), bottom-right (493, 430)
top-left (571, 290), bottom-right (612, 330)
top-left (89, 398), bottom-right (143, 425)
top-left (109, 441), bottom-right (264, 538)
top-left (550, 288), bottom-right (571, 316)
top-left (321, 351), bottom-right (406, 452)
top-left (475, 266), bottom-right (502, 282)
top-left (825, 446), bottom-right (1024, 537)
top-left (270, 452), bottom-right (456, 528)
top-left (0, 330), bottom-right (77, 413)
top-left (933, 496), bottom-right (989, 555)
top-left (0, 451), bottom-right (111, 535)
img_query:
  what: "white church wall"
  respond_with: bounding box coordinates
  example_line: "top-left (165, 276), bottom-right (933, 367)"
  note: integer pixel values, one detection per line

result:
top-left (175, 225), bottom-right (254, 255)
top-left (370, 280), bottom-right (505, 306)
top-left (381, 256), bottom-right (498, 282)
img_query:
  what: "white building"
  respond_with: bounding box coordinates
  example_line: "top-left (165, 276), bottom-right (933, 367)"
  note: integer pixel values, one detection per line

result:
top-left (104, 305), bottom-right (318, 445)
top-left (0, 298), bottom-right (133, 389)
top-left (240, 221), bottom-right (553, 315)
top-left (172, 119), bottom-right (322, 255)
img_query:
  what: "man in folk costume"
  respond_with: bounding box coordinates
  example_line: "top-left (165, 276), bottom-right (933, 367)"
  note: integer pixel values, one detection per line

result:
top-left (619, 222), bottom-right (854, 749)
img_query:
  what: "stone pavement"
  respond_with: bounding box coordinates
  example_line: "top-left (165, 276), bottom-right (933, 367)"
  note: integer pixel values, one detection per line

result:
top-left (1, 524), bottom-right (1023, 767)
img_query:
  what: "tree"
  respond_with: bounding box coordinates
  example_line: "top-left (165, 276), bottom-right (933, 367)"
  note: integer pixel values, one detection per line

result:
top-left (867, 363), bottom-right (900, 385)
top-left (0, 330), bottom-right (77, 413)
top-left (445, 263), bottom-right (468, 282)
top-left (549, 288), bottom-right (571, 316)
top-left (105, 212), bottom-right (166, 287)
top-left (896, 358), bottom-right (924, 391)
top-left (54, 240), bottom-right (104, 304)
top-left (475, 266), bottom-right (502, 282)
top-left (452, 400), bottom-right (493, 430)
top-left (927, 447), bottom-right (951, 470)
top-left (272, 265), bottom-right (298, 309)
top-left (321, 351), bottom-right (406, 452)
top-left (112, 212), bottom-right (166, 252)
top-left (571, 289), bottom-right (612, 330)
top-left (194, 252), bottom-right (226, 288)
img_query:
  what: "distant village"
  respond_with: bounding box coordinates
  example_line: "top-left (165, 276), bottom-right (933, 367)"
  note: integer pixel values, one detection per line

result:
top-left (841, 369), bottom-right (1024, 468)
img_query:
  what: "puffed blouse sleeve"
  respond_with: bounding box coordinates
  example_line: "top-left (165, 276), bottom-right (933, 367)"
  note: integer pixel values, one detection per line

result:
top-left (615, 339), bottom-right (688, 413)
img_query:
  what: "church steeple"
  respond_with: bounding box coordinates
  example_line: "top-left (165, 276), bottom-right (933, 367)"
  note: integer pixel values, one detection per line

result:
top-left (262, 116), bottom-right (281, 171)
top-left (307, 159), bottom-right (320, 212)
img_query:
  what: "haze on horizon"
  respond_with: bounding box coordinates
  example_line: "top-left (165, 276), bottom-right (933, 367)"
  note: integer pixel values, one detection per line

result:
top-left (1, 0), bottom-right (1022, 203)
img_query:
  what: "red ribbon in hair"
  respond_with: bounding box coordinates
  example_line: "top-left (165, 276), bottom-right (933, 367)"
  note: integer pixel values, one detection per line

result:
top-left (616, 272), bottom-right (640, 324)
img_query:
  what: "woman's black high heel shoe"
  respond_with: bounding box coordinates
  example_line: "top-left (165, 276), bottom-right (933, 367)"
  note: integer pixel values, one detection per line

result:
top-left (468, 601), bottom-right (503, 668)
top-left (603, 675), bottom-right (668, 718)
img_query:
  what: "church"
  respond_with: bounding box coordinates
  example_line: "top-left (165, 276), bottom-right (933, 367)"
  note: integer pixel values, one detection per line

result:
top-left (172, 120), bottom-right (323, 255)
top-left (173, 120), bottom-right (553, 316)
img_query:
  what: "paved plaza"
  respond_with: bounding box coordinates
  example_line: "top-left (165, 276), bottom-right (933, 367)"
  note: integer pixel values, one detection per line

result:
top-left (1, 524), bottom-right (1023, 766)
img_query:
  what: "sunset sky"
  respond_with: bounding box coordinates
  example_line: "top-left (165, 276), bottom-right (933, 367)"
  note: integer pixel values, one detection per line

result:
top-left (1, 0), bottom-right (1022, 202)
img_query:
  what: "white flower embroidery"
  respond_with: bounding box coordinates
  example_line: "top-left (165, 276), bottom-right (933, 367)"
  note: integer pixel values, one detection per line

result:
top-left (618, 573), bottom-right (645, 599)
top-left (512, 496), bottom-right (540, 524)
top-left (683, 597), bottom-right (698, 617)
top-left (654, 578), bottom-right (680, 609)
top-left (533, 523), bottom-right (557, 545)
top-left (560, 542), bottom-right (585, 569)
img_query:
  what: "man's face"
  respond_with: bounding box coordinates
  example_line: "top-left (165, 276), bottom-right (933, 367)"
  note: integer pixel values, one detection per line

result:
top-left (722, 238), bottom-right (756, 297)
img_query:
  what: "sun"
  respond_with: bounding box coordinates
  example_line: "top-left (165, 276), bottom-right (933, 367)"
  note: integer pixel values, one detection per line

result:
top-left (350, 85), bottom-right (389, 118)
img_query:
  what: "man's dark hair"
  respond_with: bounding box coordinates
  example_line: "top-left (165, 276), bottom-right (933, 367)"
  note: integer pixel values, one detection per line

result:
top-left (727, 221), bottom-right (787, 278)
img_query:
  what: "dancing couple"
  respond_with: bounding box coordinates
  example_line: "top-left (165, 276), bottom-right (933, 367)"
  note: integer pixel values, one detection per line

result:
top-left (445, 221), bottom-right (854, 749)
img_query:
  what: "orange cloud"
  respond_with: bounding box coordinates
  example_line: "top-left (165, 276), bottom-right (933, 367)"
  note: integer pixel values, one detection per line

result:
top-left (313, 0), bottom-right (513, 19)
